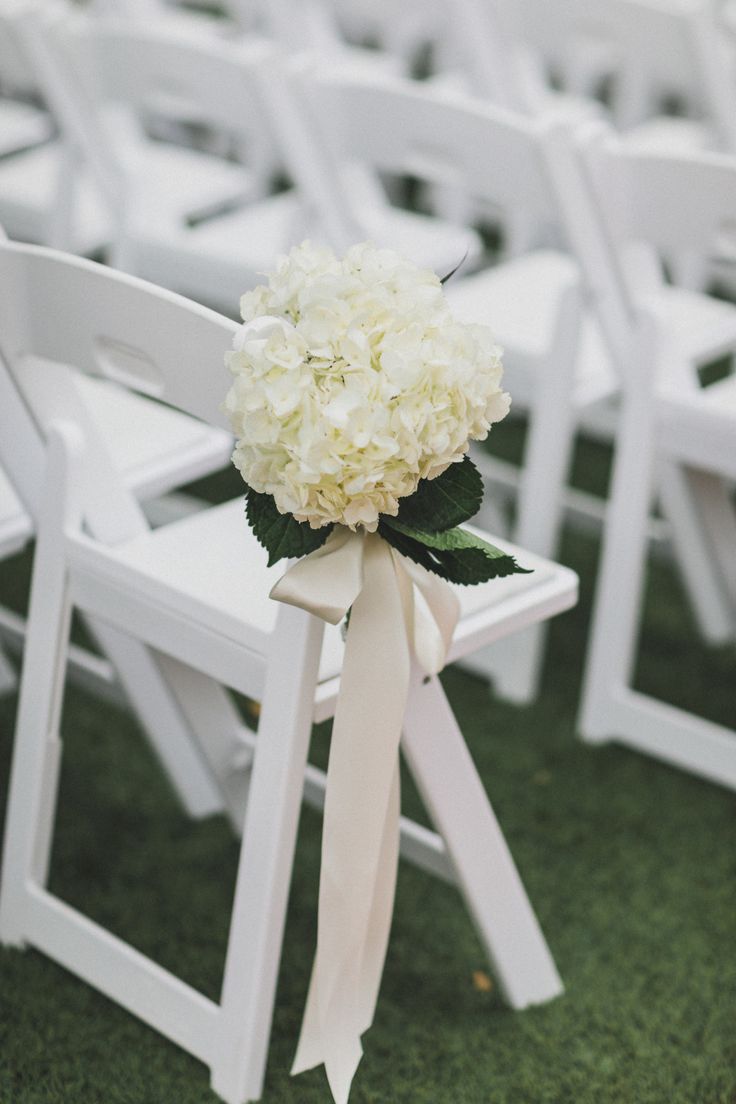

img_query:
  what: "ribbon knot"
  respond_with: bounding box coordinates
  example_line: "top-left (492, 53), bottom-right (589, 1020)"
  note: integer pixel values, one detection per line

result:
top-left (270, 528), bottom-right (459, 1104)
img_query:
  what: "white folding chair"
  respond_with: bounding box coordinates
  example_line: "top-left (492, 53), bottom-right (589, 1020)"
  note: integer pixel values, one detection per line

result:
top-left (0, 1), bottom-right (111, 253)
top-left (445, 0), bottom-right (736, 186)
top-left (26, 10), bottom-right (475, 307)
top-left (331, 0), bottom-right (448, 72)
top-left (574, 131), bottom-right (736, 786)
top-left (6, 2), bottom-right (264, 259)
top-left (0, 2), bottom-right (54, 159)
top-left (277, 65), bottom-right (604, 700)
top-left (0, 239), bottom-right (577, 1102)
top-left (0, 217), bottom-right (245, 826)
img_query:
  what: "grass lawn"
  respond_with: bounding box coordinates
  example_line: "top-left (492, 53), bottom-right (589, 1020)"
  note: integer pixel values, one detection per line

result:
top-left (0, 440), bottom-right (734, 1104)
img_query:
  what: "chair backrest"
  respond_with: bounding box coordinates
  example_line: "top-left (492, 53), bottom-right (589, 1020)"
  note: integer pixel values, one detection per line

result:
top-left (0, 1), bottom-right (40, 95)
top-left (497, 0), bottom-right (736, 143)
top-left (507, 0), bottom-right (697, 94)
top-left (282, 63), bottom-right (564, 247)
top-left (0, 239), bottom-right (238, 531)
top-left (246, 0), bottom-right (343, 52)
top-left (581, 128), bottom-right (736, 273)
top-left (569, 124), bottom-right (736, 387)
top-left (19, 6), bottom-right (276, 212)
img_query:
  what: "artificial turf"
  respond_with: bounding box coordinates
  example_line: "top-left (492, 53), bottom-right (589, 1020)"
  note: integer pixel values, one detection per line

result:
top-left (0, 442), bottom-right (734, 1104)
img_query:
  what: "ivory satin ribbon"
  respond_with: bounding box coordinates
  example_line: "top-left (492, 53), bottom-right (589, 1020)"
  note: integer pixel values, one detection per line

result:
top-left (270, 527), bottom-right (460, 1104)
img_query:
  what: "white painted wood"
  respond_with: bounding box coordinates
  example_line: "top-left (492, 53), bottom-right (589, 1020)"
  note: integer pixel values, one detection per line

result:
top-left (212, 604), bottom-right (325, 1104)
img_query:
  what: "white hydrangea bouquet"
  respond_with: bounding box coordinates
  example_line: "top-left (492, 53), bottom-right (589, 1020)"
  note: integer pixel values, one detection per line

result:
top-left (225, 240), bottom-right (523, 582)
top-left (224, 241), bottom-right (526, 1104)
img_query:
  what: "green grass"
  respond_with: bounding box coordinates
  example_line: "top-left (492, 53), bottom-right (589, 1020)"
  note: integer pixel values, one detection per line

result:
top-left (0, 447), bottom-right (735, 1104)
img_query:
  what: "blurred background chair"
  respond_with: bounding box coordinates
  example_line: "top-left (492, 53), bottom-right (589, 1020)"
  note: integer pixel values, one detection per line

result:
top-left (573, 130), bottom-right (736, 785)
top-left (0, 1), bottom-right (54, 158)
top-left (5, 1), bottom-right (266, 258)
top-left (22, 8), bottom-right (476, 306)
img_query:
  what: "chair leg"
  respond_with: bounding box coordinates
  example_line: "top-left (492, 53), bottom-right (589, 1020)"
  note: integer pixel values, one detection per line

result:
top-left (477, 347), bottom-right (579, 704)
top-left (151, 652), bottom-right (255, 833)
top-left (578, 393), bottom-right (655, 744)
top-left (0, 428), bottom-right (77, 946)
top-left (692, 470), bottom-right (736, 613)
top-left (211, 605), bottom-right (325, 1104)
top-left (85, 618), bottom-right (228, 821)
top-left (659, 460), bottom-right (735, 645)
top-left (662, 461), bottom-right (736, 644)
top-left (401, 669), bottom-right (563, 1009)
top-left (0, 643), bottom-right (17, 696)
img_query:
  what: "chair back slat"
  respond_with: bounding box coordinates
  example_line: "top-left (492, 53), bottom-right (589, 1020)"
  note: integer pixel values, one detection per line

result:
top-left (299, 68), bottom-right (558, 225)
top-left (64, 17), bottom-right (274, 140)
top-left (581, 133), bottom-right (736, 261)
top-left (0, 241), bottom-right (238, 432)
top-left (507, 0), bottom-right (699, 90)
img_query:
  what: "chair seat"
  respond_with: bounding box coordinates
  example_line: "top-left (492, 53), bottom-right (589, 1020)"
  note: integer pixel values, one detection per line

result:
top-left (69, 497), bottom-right (577, 686)
top-left (445, 250), bottom-right (617, 407)
top-left (0, 134), bottom-right (256, 255)
top-left (131, 189), bottom-right (483, 307)
top-left (357, 203), bottom-right (482, 278)
top-left (626, 116), bottom-right (714, 155)
top-left (0, 143), bottom-right (109, 253)
top-left (125, 137), bottom-right (260, 227)
top-left (0, 374), bottom-right (232, 556)
top-left (447, 253), bottom-right (736, 412)
top-left (71, 373), bottom-right (234, 500)
top-left (0, 99), bottom-right (54, 158)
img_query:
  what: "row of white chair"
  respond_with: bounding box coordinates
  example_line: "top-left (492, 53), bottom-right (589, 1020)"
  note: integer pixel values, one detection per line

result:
top-left (1, 6), bottom-right (734, 755)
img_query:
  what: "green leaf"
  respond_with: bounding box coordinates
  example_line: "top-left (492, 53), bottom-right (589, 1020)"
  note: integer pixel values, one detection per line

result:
top-left (245, 489), bottom-right (333, 567)
top-left (380, 518), bottom-right (531, 585)
top-left (393, 456), bottom-right (484, 533)
top-left (439, 250), bottom-right (469, 284)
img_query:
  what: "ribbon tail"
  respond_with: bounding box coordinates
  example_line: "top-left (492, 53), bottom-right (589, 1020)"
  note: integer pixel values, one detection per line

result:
top-left (291, 534), bottom-right (410, 1104)
top-left (291, 763), bottom-right (399, 1081)
top-left (356, 762), bottom-right (401, 1035)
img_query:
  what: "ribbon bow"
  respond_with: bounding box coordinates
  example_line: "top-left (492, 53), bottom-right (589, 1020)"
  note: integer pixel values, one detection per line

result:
top-left (270, 527), bottom-right (459, 1104)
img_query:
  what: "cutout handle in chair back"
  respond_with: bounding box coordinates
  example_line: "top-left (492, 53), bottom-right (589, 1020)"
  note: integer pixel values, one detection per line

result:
top-left (93, 336), bottom-right (165, 399)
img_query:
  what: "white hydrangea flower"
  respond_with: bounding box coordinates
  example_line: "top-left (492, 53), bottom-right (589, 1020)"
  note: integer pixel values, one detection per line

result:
top-left (225, 241), bottom-right (510, 532)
